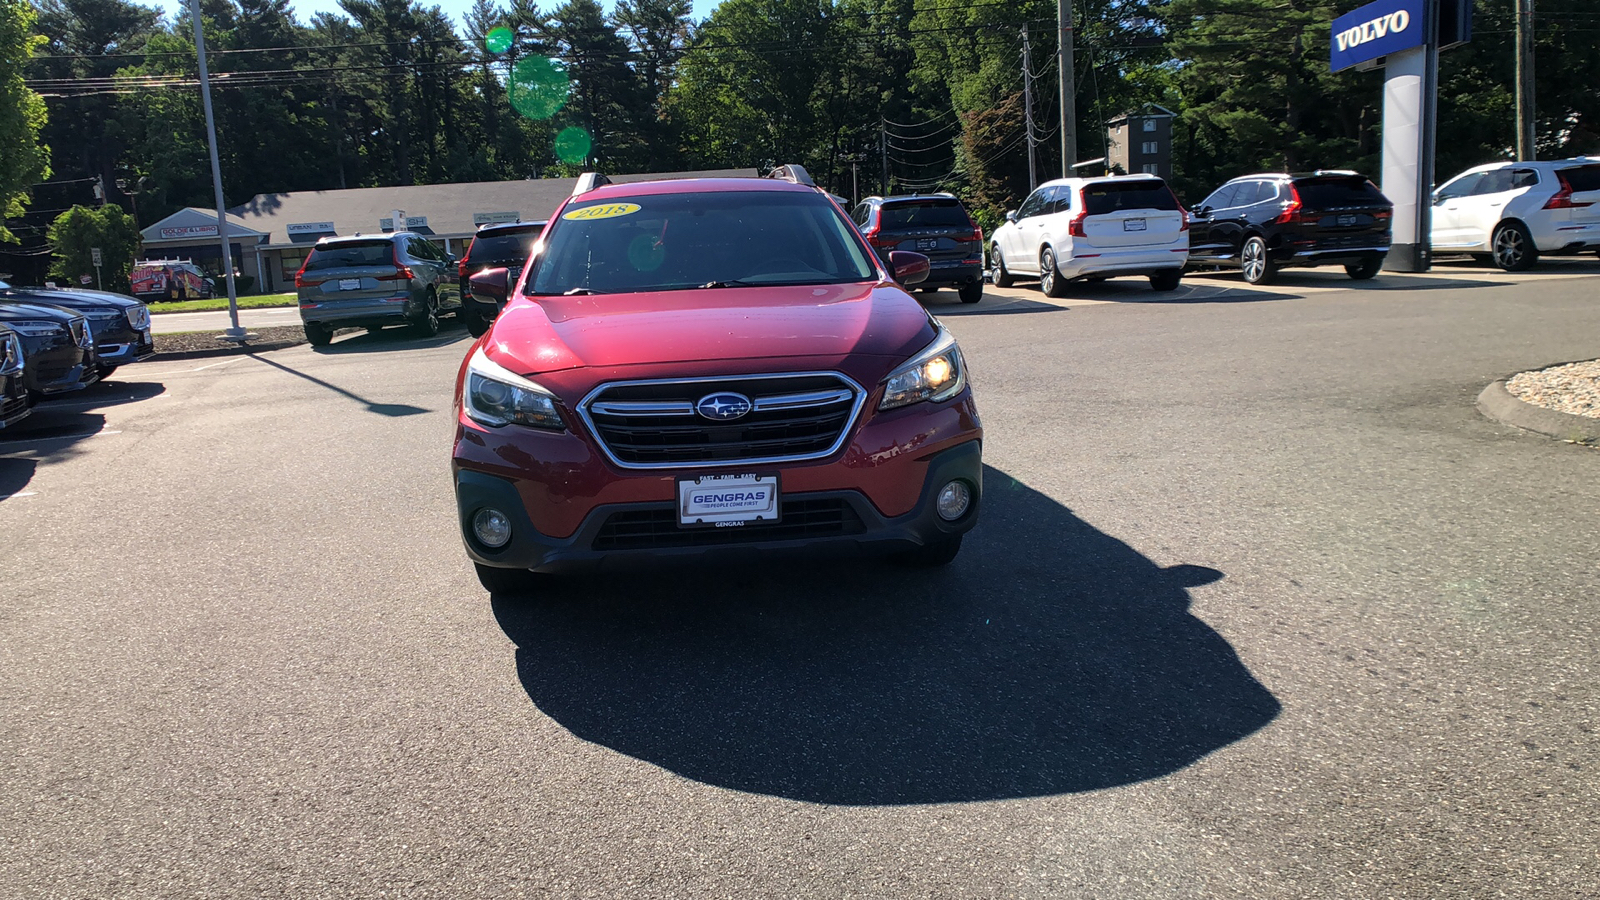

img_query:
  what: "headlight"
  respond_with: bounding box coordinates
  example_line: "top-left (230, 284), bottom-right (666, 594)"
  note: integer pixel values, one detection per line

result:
top-left (127, 305), bottom-right (151, 330)
top-left (879, 325), bottom-right (967, 411)
top-left (5, 320), bottom-right (61, 337)
top-left (462, 346), bottom-right (565, 430)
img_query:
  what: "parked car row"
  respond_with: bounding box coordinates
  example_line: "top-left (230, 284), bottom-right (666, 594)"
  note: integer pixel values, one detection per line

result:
top-left (0, 280), bottom-right (154, 427)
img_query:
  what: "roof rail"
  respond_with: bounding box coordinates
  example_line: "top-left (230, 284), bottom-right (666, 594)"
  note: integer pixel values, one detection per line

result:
top-left (767, 164), bottom-right (815, 187)
top-left (572, 172), bottom-right (612, 196)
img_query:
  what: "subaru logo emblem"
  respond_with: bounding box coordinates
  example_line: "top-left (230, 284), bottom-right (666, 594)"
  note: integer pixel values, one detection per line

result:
top-left (695, 392), bottom-right (752, 421)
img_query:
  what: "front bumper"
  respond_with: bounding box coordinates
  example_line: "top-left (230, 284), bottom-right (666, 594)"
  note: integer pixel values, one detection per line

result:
top-left (458, 439), bottom-right (982, 573)
top-left (21, 340), bottom-right (97, 396)
top-left (95, 325), bottom-right (155, 364)
top-left (0, 373), bottom-right (29, 427)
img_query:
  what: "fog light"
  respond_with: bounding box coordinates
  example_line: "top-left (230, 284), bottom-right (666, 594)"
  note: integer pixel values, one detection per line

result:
top-left (472, 508), bottom-right (512, 548)
top-left (935, 480), bottom-right (971, 521)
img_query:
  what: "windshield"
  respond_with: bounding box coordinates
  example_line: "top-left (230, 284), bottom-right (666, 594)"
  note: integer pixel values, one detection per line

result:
top-left (468, 228), bottom-right (542, 263)
top-left (1083, 180), bottom-right (1182, 215)
top-left (304, 240), bottom-right (393, 271)
top-left (879, 200), bottom-right (971, 229)
top-left (528, 190), bottom-right (877, 295)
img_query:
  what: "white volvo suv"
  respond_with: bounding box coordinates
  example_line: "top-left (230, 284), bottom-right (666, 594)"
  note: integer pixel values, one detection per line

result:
top-left (989, 175), bottom-right (1189, 296)
top-left (1431, 158), bottom-right (1600, 270)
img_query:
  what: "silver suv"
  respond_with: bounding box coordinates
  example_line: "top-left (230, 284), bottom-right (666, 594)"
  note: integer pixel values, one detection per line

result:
top-left (295, 232), bottom-right (462, 346)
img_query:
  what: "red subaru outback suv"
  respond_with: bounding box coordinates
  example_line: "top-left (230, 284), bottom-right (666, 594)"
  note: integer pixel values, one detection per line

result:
top-left (453, 166), bottom-right (983, 592)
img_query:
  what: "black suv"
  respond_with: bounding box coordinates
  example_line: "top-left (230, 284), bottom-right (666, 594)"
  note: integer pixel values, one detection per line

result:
top-left (458, 220), bottom-right (547, 336)
top-left (0, 282), bottom-right (152, 379)
top-left (1187, 172), bottom-right (1393, 284)
top-left (851, 195), bottom-right (984, 303)
top-left (0, 302), bottom-right (98, 401)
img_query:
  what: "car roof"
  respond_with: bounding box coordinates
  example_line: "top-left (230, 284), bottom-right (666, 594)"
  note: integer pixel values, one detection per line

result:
top-left (315, 231), bottom-right (414, 245)
top-left (475, 220), bottom-right (548, 235)
top-left (573, 177), bottom-right (817, 203)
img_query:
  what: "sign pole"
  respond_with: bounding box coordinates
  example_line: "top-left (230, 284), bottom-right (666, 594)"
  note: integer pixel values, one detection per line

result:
top-left (188, 0), bottom-right (246, 342)
top-left (91, 246), bottom-right (103, 291)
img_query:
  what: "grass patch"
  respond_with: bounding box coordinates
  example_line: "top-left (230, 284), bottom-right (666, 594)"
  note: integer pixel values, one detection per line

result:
top-left (148, 292), bottom-right (298, 313)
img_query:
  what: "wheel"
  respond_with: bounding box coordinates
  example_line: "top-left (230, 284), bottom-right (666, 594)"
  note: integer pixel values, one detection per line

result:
top-left (1149, 269), bottom-right (1182, 291)
top-left (474, 562), bottom-right (544, 595)
top-left (1240, 235), bottom-right (1277, 285)
top-left (1491, 221), bottom-right (1538, 271)
top-left (957, 281), bottom-right (983, 304)
top-left (463, 303), bottom-right (490, 337)
top-left (991, 244), bottom-right (1015, 287)
top-left (1039, 247), bottom-right (1068, 298)
top-left (1345, 256), bottom-right (1383, 280)
top-left (412, 293), bottom-right (440, 337)
top-left (94, 364), bottom-right (119, 379)
top-left (304, 322), bottom-right (333, 347)
top-left (894, 535), bottom-right (963, 567)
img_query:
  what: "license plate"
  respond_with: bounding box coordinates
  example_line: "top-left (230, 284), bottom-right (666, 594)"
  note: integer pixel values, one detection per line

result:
top-left (338, 278), bottom-right (362, 290)
top-left (1124, 218), bottom-right (1146, 232)
top-left (917, 238), bottom-right (939, 251)
top-left (677, 473), bottom-right (780, 527)
top-left (509, 266), bottom-right (522, 280)
top-left (1337, 215), bottom-right (1356, 227)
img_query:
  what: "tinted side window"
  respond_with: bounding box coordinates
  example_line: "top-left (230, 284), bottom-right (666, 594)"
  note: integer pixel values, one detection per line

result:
top-left (1509, 169), bottom-right (1539, 189)
top-left (851, 203), bottom-right (871, 227)
top-left (1201, 184), bottom-right (1238, 210)
top-left (1017, 189), bottom-right (1050, 219)
top-left (1437, 172), bottom-right (1484, 200)
top-left (1476, 169), bottom-right (1515, 194)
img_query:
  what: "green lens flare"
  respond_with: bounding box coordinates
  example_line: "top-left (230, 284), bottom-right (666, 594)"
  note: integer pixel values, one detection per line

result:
top-left (485, 27), bottom-right (513, 54)
top-left (554, 126), bottom-right (592, 164)
top-left (509, 57), bottom-right (570, 121)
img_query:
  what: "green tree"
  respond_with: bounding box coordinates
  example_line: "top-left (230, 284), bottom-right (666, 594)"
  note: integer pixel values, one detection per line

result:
top-left (0, 0), bottom-right (51, 242)
top-left (46, 203), bottom-right (140, 292)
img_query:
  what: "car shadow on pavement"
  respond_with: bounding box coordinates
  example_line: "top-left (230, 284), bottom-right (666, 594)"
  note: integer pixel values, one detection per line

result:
top-left (312, 320), bottom-right (473, 355)
top-left (248, 353), bottom-right (430, 417)
top-left (491, 466), bottom-right (1281, 805)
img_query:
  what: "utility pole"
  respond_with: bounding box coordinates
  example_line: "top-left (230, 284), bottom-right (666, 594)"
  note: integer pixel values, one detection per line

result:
top-left (189, 0), bottom-right (245, 342)
top-left (1515, 0), bottom-right (1535, 160)
top-left (1058, 0), bottom-right (1076, 176)
top-left (851, 160), bottom-right (859, 206)
top-left (1021, 26), bottom-right (1038, 190)
top-left (880, 123), bottom-right (889, 196)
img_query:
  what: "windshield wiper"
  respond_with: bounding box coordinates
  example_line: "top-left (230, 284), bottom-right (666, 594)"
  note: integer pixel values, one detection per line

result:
top-left (563, 287), bottom-right (598, 295)
top-left (700, 280), bottom-right (754, 289)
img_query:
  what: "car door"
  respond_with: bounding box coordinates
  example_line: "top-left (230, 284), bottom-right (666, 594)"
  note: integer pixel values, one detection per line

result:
top-left (1212, 181), bottom-right (1260, 260)
top-left (1189, 183), bottom-right (1240, 260)
top-left (1019, 187), bottom-right (1060, 272)
top-left (1005, 188), bottom-right (1051, 273)
top-left (1454, 168), bottom-right (1517, 250)
top-left (1431, 171), bottom-right (1485, 248)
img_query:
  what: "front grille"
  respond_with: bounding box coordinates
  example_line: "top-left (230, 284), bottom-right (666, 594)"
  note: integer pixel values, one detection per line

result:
top-left (68, 319), bottom-right (89, 348)
top-left (592, 498), bottom-right (865, 551)
top-left (581, 373), bottom-right (863, 468)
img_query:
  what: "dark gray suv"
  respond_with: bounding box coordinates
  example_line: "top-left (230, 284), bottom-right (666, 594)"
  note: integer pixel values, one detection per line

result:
top-left (295, 232), bottom-right (462, 346)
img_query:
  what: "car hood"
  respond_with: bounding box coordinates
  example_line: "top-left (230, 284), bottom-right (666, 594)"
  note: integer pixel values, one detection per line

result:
top-left (483, 281), bottom-right (937, 375)
top-left (0, 287), bottom-right (141, 311)
top-left (0, 301), bottom-right (81, 322)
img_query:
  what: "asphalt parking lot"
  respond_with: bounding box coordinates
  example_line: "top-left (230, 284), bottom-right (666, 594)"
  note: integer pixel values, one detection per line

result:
top-left (3, 261), bottom-right (1598, 897)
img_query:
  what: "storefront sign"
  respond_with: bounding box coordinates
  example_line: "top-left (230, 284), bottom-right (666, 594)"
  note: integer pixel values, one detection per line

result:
top-left (286, 221), bottom-right (336, 234)
top-left (379, 215), bottom-right (429, 231)
top-left (158, 224), bottom-right (220, 239)
top-left (1330, 0), bottom-right (1424, 72)
top-left (473, 211), bottom-right (520, 225)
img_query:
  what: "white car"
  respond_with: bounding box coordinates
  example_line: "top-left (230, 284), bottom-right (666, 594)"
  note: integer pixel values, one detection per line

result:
top-left (989, 175), bottom-right (1189, 296)
top-left (1432, 158), bottom-right (1600, 270)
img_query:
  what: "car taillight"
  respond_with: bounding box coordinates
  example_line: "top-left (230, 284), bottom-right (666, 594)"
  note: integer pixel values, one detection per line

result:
top-left (458, 258), bottom-right (468, 278)
top-left (1068, 209), bottom-right (1088, 238)
top-left (1543, 174), bottom-right (1593, 209)
top-left (1176, 202), bottom-right (1190, 232)
top-left (1273, 184), bottom-right (1317, 225)
top-left (294, 260), bottom-right (317, 289)
top-left (1374, 209), bottom-right (1393, 220)
top-left (955, 224), bottom-right (983, 244)
top-left (378, 245), bottom-right (415, 281)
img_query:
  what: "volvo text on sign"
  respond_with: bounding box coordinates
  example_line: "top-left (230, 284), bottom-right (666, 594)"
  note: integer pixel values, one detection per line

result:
top-left (1329, 0), bottom-right (1424, 72)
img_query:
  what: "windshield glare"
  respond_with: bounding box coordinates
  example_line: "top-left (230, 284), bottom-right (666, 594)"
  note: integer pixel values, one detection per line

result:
top-left (529, 190), bottom-right (877, 295)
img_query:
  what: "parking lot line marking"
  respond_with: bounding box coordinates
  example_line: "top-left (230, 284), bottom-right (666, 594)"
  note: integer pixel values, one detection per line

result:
top-left (0, 491), bottom-right (38, 499)
top-left (135, 356), bottom-right (250, 377)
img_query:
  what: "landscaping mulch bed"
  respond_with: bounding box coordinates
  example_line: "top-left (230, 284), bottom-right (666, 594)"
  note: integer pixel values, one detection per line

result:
top-left (1507, 358), bottom-right (1600, 419)
top-left (153, 325), bottom-right (321, 359)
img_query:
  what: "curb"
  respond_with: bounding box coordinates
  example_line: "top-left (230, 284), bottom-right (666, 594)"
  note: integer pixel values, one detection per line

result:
top-left (148, 338), bottom-right (306, 362)
top-left (1477, 378), bottom-right (1600, 445)
top-left (147, 303), bottom-right (298, 316)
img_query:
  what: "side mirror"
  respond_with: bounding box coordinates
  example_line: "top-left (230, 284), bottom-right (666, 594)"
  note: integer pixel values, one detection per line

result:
top-left (1004, 210), bottom-right (1018, 223)
top-left (887, 251), bottom-right (930, 286)
top-left (469, 267), bottom-right (510, 304)
top-left (1432, 192), bottom-right (1447, 206)
top-left (1193, 205), bottom-right (1211, 218)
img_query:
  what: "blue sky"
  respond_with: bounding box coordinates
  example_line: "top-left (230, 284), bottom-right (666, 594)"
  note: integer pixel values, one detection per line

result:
top-left (150, 0), bottom-right (723, 32)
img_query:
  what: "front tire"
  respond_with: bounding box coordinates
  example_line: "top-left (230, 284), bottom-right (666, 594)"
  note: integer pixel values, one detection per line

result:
top-left (304, 322), bottom-right (333, 347)
top-left (991, 244), bottom-right (1015, 287)
top-left (958, 281), bottom-right (983, 304)
top-left (1345, 256), bottom-right (1383, 280)
top-left (412, 293), bottom-right (440, 337)
top-left (463, 303), bottom-right (490, 337)
top-left (1040, 247), bottom-right (1068, 298)
top-left (1240, 235), bottom-right (1277, 285)
top-left (1149, 269), bottom-right (1182, 291)
top-left (894, 534), bottom-right (963, 567)
top-left (1491, 221), bottom-right (1538, 271)
top-left (474, 562), bottom-right (545, 595)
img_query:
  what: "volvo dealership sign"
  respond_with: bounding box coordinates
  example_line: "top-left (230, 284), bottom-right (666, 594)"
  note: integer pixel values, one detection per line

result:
top-left (1330, 0), bottom-right (1424, 72)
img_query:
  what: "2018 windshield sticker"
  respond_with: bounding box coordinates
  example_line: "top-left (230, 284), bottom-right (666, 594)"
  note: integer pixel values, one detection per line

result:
top-left (563, 203), bottom-right (641, 221)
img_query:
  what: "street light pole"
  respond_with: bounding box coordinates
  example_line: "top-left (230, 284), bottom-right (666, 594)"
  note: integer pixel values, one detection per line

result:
top-left (188, 0), bottom-right (246, 342)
